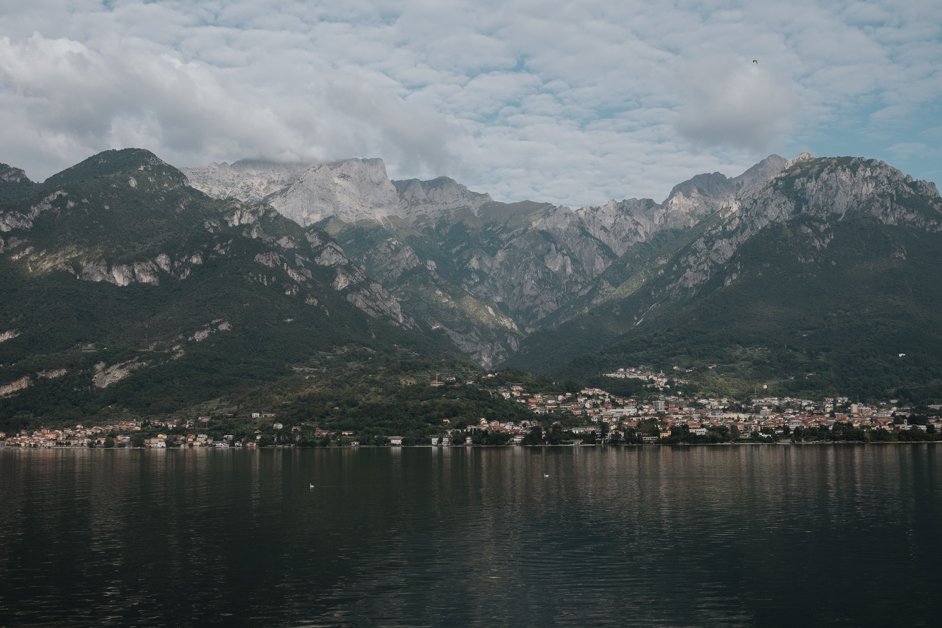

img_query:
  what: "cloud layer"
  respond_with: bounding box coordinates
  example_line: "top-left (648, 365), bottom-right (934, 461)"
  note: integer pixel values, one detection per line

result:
top-left (1, 0), bottom-right (939, 206)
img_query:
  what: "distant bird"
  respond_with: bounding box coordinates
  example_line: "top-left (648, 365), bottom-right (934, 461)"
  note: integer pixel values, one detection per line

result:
top-left (543, 473), bottom-right (550, 478)
top-left (752, 59), bottom-right (758, 64)
top-left (309, 483), bottom-right (315, 489)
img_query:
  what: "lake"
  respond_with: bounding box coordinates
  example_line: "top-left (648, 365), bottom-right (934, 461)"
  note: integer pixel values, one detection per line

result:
top-left (1, 444), bottom-right (940, 626)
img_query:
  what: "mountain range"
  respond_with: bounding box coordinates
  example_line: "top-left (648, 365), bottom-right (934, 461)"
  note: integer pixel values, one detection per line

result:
top-left (1, 147), bottom-right (940, 425)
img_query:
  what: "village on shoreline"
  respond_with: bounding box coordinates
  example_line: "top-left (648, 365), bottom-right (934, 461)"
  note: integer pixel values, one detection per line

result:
top-left (3, 367), bottom-right (941, 449)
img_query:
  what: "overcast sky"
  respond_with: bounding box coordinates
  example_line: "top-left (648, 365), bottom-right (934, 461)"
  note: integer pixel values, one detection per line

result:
top-left (1, 0), bottom-right (939, 206)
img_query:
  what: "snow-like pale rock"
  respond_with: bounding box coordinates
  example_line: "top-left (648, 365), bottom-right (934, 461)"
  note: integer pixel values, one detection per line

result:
top-left (0, 330), bottom-right (21, 343)
top-left (182, 160), bottom-right (309, 204)
top-left (268, 158), bottom-right (400, 225)
top-left (186, 157), bottom-right (492, 226)
top-left (92, 360), bottom-right (147, 389)
top-left (0, 375), bottom-right (30, 397)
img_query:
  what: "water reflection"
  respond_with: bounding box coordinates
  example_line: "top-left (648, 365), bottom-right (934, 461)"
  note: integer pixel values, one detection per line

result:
top-left (1, 445), bottom-right (941, 626)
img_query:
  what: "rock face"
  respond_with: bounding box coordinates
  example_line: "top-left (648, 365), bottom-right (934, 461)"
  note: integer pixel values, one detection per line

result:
top-left (0, 330), bottom-right (20, 343)
top-left (186, 158), bottom-right (493, 224)
top-left (93, 359), bottom-right (148, 388)
top-left (0, 164), bottom-right (28, 183)
top-left (506, 153), bottom-right (942, 394)
top-left (0, 375), bottom-right (31, 397)
top-left (0, 148), bottom-right (440, 418)
top-left (265, 158), bottom-right (400, 225)
top-left (394, 177), bottom-right (492, 218)
top-left (667, 155), bottom-right (942, 296)
top-left (12, 147), bottom-right (938, 380)
top-left (185, 151), bottom-right (883, 366)
top-left (182, 160), bottom-right (308, 203)
top-left (0, 163), bottom-right (35, 203)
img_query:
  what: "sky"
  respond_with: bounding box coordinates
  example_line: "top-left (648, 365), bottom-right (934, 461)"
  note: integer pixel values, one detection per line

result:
top-left (0, 0), bottom-right (940, 207)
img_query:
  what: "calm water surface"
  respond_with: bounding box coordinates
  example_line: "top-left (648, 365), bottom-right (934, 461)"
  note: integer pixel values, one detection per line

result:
top-left (1, 445), bottom-right (940, 626)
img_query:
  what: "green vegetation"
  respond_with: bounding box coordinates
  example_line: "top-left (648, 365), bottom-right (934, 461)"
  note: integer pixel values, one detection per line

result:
top-left (510, 214), bottom-right (942, 403)
top-left (0, 149), bottom-right (462, 431)
top-left (3, 149), bottom-right (941, 431)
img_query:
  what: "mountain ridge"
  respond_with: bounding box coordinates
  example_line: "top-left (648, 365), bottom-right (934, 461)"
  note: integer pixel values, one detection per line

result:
top-left (177, 150), bottom-right (942, 376)
top-left (507, 154), bottom-right (942, 400)
top-left (0, 148), bottom-right (456, 426)
top-left (3, 147), bottom-right (940, 417)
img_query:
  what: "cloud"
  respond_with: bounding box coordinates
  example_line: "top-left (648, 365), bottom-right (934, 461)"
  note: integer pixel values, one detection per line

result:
top-left (674, 57), bottom-right (797, 151)
top-left (0, 33), bottom-right (314, 165)
top-left (0, 0), bottom-right (939, 204)
top-left (0, 27), bottom-right (458, 182)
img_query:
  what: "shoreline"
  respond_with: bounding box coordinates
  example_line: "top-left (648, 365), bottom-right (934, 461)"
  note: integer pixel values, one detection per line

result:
top-left (3, 440), bottom-right (940, 451)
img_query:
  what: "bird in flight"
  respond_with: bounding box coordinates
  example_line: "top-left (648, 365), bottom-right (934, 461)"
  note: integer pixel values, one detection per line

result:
top-left (752, 59), bottom-right (758, 64)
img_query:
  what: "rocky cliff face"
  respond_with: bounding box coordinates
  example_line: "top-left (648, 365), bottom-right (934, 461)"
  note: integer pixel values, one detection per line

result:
top-left (0, 149), bottom-right (434, 418)
top-left (186, 158), bottom-right (494, 223)
top-left (506, 154), bottom-right (942, 399)
top-left (181, 152), bottom-right (809, 365)
top-left (4, 151), bottom-right (414, 330)
top-left (182, 160), bottom-right (308, 203)
top-left (267, 158), bottom-right (401, 225)
top-left (156, 150), bottom-right (942, 374)
top-left (394, 177), bottom-right (492, 218)
top-left (4, 146), bottom-right (941, 404)
top-left (667, 155), bottom-right (942, 296)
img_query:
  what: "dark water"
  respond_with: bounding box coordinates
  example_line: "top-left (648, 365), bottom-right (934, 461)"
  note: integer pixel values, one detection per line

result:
top-left (1, 445), bottom-right (940, 626)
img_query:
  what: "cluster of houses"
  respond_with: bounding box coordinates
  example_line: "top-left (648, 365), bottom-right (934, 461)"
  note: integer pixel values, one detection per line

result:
top-left (0, 417), bottom-right (260, 449)
top-left (489, 379), bottom-right (942, 442)
top-left (0, 420), bottom-right (142, 449)
top-left (3, 368), bottom-right (941, 448)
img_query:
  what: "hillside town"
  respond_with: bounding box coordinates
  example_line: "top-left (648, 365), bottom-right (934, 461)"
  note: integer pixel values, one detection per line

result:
top-left (2, 367), bottom-right (940, 449)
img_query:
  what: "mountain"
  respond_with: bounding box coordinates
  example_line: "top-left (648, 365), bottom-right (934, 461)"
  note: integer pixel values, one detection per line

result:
top-left (181, 159), bottom-right (309, 204)
top-left (0, 163), bottom-right (35, 202)
top-left (186, 155), bottom-right (791, 366)
top-left (183, 159), bottom-right (494, 226)
top-left (394, 176), bottom-right (492, 218)
top-left (5, 147), bottom-right (939, 416)
top-left (0, 149), bottom-right (451, 426)
top-left (508, 155), bottom-right (942, 400)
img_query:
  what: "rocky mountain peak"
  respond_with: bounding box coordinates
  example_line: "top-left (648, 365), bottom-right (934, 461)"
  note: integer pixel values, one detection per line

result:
top-left (0, 163), bottom-right (35, 202)
top-left (662, 171), bottom-right (735, 226)
top-left (265, 158), bottom-right (400, 226)
top-left (186, 155), bottom-right (496, 226)
top-left (732, 154), bottom-right (788, 196)
top-left (182, 160), bottom-right (308, 203)
top-left (797, 150), bottom-right (814, 160)
top-left (0, 163), bottom-right (31, 184)
top-left (667, 172), bottom-right (733, 198)
top-left (772, 156), bottom-right (942, 223)
top-left (393, 176), bottom-right (492, 217)
top-left (666, 153), bottom-right (942, 298)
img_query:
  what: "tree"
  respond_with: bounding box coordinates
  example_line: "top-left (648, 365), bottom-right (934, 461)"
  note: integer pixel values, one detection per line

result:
top-left (546, 423), bottom-right (564, 445)
top-left (522, 425), bottom-right (543, 446)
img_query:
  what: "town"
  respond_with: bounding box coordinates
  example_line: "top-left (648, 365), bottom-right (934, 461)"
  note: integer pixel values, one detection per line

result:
top-left (2, 367), bottom-right (941, 448)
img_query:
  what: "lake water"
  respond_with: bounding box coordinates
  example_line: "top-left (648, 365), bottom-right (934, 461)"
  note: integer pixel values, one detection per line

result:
top-left (1, 444), bottom-right (940, 626)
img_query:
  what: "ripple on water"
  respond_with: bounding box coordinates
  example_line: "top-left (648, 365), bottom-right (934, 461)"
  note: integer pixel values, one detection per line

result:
top-left (2, 446), bottom-right (941, 626)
